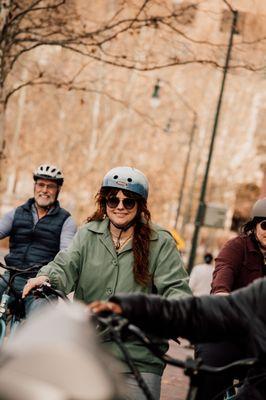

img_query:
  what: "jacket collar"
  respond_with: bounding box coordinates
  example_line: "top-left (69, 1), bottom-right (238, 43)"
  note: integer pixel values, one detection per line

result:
top-left (22, 198), bottom-right (60, 215)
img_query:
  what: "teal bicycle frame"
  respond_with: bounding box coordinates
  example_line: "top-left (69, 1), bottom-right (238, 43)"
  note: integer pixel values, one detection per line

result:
top-left (0, 264), bottom-right (40, 345)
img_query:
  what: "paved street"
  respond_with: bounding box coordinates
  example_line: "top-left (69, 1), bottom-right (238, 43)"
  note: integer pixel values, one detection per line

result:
top-left (161, 339), bottom-right (193, 400)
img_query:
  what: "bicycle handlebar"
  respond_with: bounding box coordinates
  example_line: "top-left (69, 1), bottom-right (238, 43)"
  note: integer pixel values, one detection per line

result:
top-left (32, 283), bottom-right (69, 301)
top-left (0, 262), bottom-right (42, 298)
top-left (0, 262), bottom-right (42, 274)
top-left (93, 313), bottom-right (258, 376)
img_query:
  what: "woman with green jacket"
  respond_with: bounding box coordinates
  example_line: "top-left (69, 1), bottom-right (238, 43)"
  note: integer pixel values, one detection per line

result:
top-left (23, 166), bottom-right (191, 400)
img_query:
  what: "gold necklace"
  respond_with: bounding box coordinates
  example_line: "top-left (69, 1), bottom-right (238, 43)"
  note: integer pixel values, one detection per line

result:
top-left (112, 233), bottom-right (132, 250)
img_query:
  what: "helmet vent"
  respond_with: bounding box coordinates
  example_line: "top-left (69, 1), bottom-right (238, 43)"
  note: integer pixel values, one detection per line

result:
top-left (113, 175), bottom-right (118, 179)
top-left (127, 178), bottom-right (132, 182)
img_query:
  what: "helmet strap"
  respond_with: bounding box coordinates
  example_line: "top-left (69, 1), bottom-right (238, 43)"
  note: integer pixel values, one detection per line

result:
top-left (54, 187), bottom-right (61, 202)
top-left (110, 219), bottom-right (136, 232)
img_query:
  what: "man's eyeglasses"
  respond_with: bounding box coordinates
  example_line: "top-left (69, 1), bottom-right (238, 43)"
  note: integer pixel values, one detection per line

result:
top-left (106, 196), bottom-right (137, 210)
top-left (258, 220), bottom-right (266, 231)
top-left (35, 182), bottom-right (58, 191)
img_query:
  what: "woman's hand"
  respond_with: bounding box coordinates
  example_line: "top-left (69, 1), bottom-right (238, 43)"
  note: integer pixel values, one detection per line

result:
top-left (22, 275), bottom-right (50, 298)
top-left (88, 300), bottom-right (122, 315)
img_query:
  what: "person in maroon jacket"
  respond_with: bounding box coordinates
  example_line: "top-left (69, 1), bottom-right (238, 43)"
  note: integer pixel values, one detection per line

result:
top-left (195, 197), bottom-right (266, 399)
top-left (212, 199), bottom-right (266, 294)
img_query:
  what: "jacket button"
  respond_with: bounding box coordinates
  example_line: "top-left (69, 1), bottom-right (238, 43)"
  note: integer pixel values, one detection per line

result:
top-left (106, 288), bottom-right (113, 295)
top-left (112, 260), bottom-right (117, 266)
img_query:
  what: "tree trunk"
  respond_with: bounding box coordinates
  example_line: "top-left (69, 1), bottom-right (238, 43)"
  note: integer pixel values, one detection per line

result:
top-left (0, 1), bottom-right (11, 190)
top-left (0, 96), bottom-right (6, 190)
top-left (6, 68), bottom-right (28, 196)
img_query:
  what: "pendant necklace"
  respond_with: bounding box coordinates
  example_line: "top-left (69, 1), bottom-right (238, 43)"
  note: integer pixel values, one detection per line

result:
top-left (112, 231), bottom-right (132, 250)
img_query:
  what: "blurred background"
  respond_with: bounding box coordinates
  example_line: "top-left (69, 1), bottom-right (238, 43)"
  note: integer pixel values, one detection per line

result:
top-left (0, 0), bottom-right (265, 267)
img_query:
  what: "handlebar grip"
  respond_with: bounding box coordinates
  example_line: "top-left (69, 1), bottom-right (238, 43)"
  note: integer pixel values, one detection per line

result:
top-left (32, 284), bottom-right (69, 301)
top-left (32, 286), bottom-right (49, 298)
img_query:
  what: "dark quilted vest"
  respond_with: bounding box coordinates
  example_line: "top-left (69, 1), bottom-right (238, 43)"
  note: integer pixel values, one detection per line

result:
top-left (5, 198), bottom-right (70, 269)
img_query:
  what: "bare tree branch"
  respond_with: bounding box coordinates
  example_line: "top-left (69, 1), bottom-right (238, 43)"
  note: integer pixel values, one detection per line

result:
top-left (8, 1), bottom-right (66, 25)
top-left (221, 0), bottom-right (236, 12)
top-left (4, 75), bottom-right (163, 131)
top-left (0, 0), bottom-right (265, 106)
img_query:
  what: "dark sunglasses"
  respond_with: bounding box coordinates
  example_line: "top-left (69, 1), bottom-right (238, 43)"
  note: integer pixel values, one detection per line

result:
top-left (259, 220), bottom-right (266, 231)
top-left (106, 196), bottom-right (137, 210)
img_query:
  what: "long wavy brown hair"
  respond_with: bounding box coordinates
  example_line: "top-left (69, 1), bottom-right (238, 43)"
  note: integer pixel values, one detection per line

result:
top-left (87, 187), bottom-right (152, 286)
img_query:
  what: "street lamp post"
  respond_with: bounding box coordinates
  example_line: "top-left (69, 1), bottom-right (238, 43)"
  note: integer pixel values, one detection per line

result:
top-left (174, 113), bottom-right (197, 229)
top-left (187, 10), bottom-right (238, 274)
top-left (150, 79), bottom-right (161, 108)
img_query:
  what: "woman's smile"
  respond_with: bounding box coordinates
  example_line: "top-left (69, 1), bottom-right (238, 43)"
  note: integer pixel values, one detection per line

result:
top-left (106, 190), bottom-right (137, 227)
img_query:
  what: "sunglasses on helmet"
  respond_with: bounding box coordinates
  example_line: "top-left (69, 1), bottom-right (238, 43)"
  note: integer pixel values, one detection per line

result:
top-left (106, 196), bottom-right (137, 210)
top-left (258, 220), bottom-right (266, 231)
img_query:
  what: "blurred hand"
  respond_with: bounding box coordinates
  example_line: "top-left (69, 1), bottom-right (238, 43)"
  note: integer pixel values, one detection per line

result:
top-left (88, 300), bottom-right (122, 315)
top-left (22, 275), bottom-right (50, 298)
top-left (215, 292), bottom-right (230, 296)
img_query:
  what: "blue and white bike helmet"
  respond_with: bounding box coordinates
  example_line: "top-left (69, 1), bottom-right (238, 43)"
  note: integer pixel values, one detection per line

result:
top-left (102, 167), bottom-right (149, 200)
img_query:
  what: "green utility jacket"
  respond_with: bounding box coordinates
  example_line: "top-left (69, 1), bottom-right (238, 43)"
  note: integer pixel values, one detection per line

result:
top-left (38, 218), bottom-right (191, 375)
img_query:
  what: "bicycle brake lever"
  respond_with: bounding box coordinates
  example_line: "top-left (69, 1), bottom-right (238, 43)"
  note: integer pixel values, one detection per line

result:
top-left (184, 357), bottom-right (203, 376)
top-left (32, 283), bottom-right (52, 298)
top-left (92, 313), bottom-right (129, 338)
